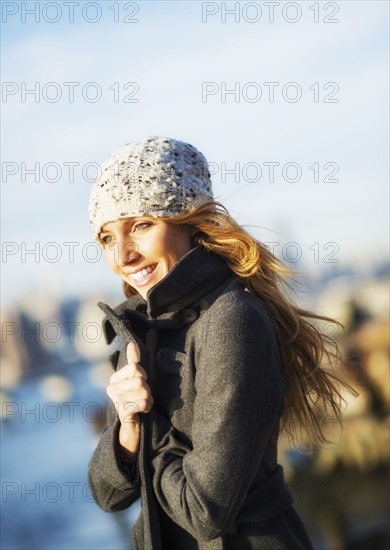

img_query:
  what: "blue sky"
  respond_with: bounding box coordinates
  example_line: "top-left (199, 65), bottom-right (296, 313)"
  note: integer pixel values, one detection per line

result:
top-left (1, 0), bottom-right (389, 308)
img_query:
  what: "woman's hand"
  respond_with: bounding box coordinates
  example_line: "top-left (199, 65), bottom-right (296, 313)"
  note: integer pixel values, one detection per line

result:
top-left (106, 341), bottom-right (154, 459)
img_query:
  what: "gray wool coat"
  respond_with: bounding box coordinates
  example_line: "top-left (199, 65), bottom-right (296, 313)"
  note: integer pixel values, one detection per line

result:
top-left (88, 245), bottom-right (314, 550)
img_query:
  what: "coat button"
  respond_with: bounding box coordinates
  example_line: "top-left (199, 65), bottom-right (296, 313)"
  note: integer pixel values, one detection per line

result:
top-left (179, 308), bottom-right (198, 324)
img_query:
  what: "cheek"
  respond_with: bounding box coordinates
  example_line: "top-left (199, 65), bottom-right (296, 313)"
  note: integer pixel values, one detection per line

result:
top-left (164, 231), bottom-right (192, 262)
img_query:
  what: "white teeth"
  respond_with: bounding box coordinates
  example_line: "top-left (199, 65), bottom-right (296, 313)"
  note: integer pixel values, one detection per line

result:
top-left (130, 265), bottom-right (155, 282)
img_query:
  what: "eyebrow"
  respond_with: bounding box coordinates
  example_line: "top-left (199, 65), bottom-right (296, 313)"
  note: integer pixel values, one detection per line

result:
top-left (100, 217), bottom-right (154, 234)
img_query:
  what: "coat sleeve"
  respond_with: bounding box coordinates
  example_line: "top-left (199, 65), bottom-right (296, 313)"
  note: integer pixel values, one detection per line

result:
top-left (88, 399), bottom-right (141, 512)
top-left (149, 295), bottom-right (289, 541)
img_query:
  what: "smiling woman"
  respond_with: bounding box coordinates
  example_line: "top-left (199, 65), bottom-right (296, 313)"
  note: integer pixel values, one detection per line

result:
top-left (99, 218), bottom-right (194, 298)
top-left (87, 136), bottom-right (354, 550)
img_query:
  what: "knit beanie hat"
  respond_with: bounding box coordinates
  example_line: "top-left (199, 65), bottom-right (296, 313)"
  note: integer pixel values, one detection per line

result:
top-left (88, 136), bottom-right (214, 238)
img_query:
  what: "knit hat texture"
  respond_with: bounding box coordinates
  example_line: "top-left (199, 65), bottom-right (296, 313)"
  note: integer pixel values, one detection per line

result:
top-left (88, 136), bottom-right (214, 238)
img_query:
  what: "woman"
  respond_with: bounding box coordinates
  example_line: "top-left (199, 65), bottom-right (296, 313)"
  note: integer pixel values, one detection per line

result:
top-left (88, 136), bottom-right (351, 549)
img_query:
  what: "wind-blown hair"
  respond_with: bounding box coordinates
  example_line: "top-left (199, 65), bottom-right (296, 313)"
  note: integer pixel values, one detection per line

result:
top-left (122, 200), bottom-right (357, 447)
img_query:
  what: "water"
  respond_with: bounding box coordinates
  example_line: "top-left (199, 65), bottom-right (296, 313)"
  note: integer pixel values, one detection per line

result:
top-left (1, 361), bottom-right (141, 550)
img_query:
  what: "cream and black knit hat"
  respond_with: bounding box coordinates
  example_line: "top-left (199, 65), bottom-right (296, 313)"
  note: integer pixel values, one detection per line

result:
top-left (88, 136), bottom-right (214, 238)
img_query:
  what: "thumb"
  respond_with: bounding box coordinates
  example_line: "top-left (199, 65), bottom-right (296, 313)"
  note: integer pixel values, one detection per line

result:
top-left (126, 341), bottom-right (140, 366)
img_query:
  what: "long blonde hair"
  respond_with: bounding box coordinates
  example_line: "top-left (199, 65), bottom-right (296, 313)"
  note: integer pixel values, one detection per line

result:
top-left (123, 200), bottom-right (357, 446)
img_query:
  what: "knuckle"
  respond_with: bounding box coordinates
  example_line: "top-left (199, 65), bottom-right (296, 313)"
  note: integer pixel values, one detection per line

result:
top-left (141, 388), bottom-right (151, 400)
top-left (134, 377), bottom-right (143, 390)
top-left (140, 399), bottom-right (150, 411)
top-left (141, 367), bottom-right (148, 380)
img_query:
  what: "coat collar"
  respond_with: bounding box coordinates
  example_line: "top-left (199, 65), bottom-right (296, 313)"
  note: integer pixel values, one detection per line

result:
top-left (99, 246), bottom-right (238, 344)
top-left (145, 245), bottom-right (233, 319)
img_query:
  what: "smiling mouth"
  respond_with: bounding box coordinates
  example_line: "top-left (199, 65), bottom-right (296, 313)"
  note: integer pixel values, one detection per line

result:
top-left (129, 263), bottom-right (158, 284)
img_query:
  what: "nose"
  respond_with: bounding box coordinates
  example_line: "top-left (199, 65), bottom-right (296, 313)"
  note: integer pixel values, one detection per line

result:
top-left (117, 238), bottom-right (140, 266)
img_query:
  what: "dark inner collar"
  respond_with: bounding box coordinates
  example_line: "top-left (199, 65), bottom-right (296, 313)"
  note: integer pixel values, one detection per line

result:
top-left (144, 245), bottom-right (233, 319)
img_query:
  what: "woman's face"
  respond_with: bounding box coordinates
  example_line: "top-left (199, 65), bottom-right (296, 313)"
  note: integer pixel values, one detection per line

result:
top-left (99, 217), bottom-right (194, 299)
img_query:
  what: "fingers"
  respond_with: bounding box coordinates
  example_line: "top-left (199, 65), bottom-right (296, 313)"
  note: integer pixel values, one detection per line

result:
top-left (106, 341), bottom-right (153, 421)
top-left (107, 386), bottom-right (153, 408)
top-left (108, 375), bottom-right (146, 393)
top-left (110, 360), bottom-right (148, 383)
top-left (127, 341), bottom-right (140, 365)
top-left (106, 383), bottom-right (154, 418)
top-left (122, 395), bottom-right (154, 415)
